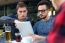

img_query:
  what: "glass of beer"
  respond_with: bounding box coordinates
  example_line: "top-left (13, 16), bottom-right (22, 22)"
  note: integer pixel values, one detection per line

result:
top-left (0, 29), bottom-right (3, 38)
top-left (5, 26), bottom-right (11, 42)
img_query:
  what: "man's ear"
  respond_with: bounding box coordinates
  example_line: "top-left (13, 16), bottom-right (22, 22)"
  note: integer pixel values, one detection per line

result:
top-left (26, 7), bottom-right (28, 13)
top-left (48, 11), bottom-right (52, 17)
top-left (16, 10), bottom-right (18, 17)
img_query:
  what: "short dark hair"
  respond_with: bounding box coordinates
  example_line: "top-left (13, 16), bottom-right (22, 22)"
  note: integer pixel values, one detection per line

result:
top-left (37, 0), bottom-right (51, 9)
top-left (16, 2), bottom-right (27, 10)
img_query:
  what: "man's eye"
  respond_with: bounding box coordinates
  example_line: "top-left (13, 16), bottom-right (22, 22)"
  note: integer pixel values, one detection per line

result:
top-left (23, 11), bottom-right (26, 12)
top-left (19, 11), bottom-right (22, 13)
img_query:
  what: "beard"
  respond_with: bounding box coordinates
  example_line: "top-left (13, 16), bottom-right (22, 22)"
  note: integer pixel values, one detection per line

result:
top-left (39, 15), bottom-right (47, 19)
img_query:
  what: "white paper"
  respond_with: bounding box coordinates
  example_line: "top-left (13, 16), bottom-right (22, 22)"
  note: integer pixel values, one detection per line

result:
top-left (14, 20), bottom-right (34, 37)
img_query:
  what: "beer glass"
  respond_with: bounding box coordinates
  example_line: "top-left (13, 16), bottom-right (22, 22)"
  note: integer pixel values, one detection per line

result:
top-left (5, 26), bottom-right (11, 42)
top-left (0, 29), bottom-right (3, 38)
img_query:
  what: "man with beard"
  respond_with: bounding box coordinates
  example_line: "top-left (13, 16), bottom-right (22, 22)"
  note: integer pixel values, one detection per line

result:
top-left (31, 0), bottom-right (54, 42)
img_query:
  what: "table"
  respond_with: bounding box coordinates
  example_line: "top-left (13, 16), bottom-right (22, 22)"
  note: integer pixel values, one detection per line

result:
top-left (0, 33), bottom-right (46, 43)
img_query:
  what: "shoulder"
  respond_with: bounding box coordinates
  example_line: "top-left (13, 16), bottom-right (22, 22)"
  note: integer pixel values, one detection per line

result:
top-left (50, 16), bottom-right (55, 21)
top-left (33, 20), bottom-right (43, 27)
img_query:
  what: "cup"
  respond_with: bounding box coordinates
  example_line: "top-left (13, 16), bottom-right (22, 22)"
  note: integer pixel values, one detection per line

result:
top-left (15, 33), bottom-right (22, 42)
top-left (5, 26), bottom-right (11, 42)
top-left (0, 29), bottom-right (3, 37)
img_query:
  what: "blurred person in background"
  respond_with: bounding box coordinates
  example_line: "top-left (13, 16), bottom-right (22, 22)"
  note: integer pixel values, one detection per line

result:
top-left (47, 0), bottom-right (65, 43)
top-left (31, 0), bottom-right (54, 43)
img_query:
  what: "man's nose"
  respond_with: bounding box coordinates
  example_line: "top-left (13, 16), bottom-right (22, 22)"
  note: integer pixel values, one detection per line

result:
top-left (21, 12), bottom-right (24, 15)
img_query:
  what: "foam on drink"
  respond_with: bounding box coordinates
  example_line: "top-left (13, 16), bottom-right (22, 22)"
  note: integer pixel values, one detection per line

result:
top-left (5, 31), bottom-right (11, 41)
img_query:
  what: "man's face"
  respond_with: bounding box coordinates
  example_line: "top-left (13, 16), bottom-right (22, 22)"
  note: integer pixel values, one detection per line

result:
top-left (50, 0), bottom-right (58, 10)
top-left (38, 5), bottom-right (49, 19)
top-left (17, 7), bottom-right (28, 21)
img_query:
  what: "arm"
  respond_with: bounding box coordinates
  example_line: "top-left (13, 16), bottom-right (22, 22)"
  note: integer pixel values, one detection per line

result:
top-left (30, 34), bottom-right (47, 41)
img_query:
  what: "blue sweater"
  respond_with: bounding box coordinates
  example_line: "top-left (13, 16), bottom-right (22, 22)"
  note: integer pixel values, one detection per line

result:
top-left (33, 17), bottom-right (54, 36)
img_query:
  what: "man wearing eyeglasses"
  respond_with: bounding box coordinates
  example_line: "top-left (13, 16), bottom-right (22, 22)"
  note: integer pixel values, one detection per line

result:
top-left (31, 0), bottom-right (54, 43)
top-left (47, 0), bottom-right (65, 43)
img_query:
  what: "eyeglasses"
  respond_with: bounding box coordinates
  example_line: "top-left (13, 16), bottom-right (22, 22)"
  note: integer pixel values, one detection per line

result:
top-left (38, 9), bottom-right (48, 14)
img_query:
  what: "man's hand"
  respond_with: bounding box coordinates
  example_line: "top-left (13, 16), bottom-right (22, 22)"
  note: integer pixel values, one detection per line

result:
top-left (29, 34), bottom-right (46, 42)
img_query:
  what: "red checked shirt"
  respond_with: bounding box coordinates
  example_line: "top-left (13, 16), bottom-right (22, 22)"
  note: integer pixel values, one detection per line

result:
top-left (47, 2), bottom-right (65, 43)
